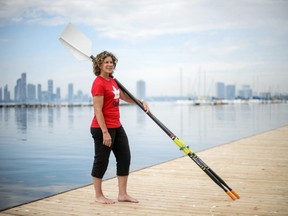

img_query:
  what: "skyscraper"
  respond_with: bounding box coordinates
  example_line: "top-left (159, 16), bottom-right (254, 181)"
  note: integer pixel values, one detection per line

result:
top-left (14, 73), bottom-right (27, 103)
top-left (68, 83), bottom-right (74, 103)
top-left (20, 73), bottom-right (27, 103)
top-left (4, 85), bottom-right (10, 102)
top-left (239, 85), bottom-right (252, 99)
top-left (27, 84), bottom-right (36, 102)
top-left (216, 82), bottom-right (225, 99)
top-left (14, 78), bottom-right (21, 102)
top-left (136, 80), bottom-right (146, 99)
top-left (47, 80), bottom-right (53, 102)
top-left (56, 87), bottom-right (61, 101)
top-left (37, 84), bottom-right (42, 102)
top-left (226, 85), bottom-right (236, 100)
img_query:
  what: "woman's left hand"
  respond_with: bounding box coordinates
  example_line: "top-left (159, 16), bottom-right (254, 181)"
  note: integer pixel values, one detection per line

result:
top-left (140, 99), bottom-right (150, 113)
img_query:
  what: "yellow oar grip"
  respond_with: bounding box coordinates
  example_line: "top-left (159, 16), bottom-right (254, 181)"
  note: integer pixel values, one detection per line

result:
top-left (173, 137), bottom-right (193, 155)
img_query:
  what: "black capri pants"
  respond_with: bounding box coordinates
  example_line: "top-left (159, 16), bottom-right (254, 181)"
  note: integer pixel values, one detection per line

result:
top-left (91, 126), bottom-right (131, 179)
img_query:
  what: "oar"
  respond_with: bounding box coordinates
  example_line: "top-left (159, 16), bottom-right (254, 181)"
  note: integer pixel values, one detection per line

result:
top-left (59, 23), bottom-right (240, 200)
top-left (114, 79), bottom-right (239, 200)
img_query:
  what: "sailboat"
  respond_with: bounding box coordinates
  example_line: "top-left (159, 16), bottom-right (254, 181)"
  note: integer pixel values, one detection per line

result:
top-left (176, 67), bottom-right (214, 105)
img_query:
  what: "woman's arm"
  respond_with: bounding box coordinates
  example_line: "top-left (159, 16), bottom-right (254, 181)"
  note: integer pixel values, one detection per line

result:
top-left (93, 95), bottom-right (112, 147)
top-left (119, 90), bottom-right (150, 112)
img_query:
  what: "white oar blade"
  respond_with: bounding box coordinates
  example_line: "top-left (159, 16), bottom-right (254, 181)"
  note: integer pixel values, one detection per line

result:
top-left (59, 38), bottom-right (90, 61)
top-left (59, 23), bottom-right (92, 61)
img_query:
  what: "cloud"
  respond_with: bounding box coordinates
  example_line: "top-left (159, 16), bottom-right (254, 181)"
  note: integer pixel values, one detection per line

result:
top-left (1, 0), bottom-right (287, 40)
top-left (0, 0), bottom-right (287, 96)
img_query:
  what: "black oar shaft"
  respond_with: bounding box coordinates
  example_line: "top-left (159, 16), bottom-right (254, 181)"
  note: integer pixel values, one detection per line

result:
top-left (114, 78), bottom-right (239, 200)
top-left (188, 152), bottom-right (237, 200)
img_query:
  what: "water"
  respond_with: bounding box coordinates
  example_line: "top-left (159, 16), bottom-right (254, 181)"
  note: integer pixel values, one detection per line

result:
top-left (0, 102), bottom-right (288, 210)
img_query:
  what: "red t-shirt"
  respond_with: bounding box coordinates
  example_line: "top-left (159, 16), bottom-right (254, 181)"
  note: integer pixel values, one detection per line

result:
top-left (90, 76), bottom-right (121, 128)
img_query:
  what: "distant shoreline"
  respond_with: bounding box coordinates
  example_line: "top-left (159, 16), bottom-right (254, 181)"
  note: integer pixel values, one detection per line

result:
top-left (0, 103), bottom-right (92, 108)
top-left (0, 102), bottom-right (134, 108)
top-left (0, 98), bottom-right (287, 108)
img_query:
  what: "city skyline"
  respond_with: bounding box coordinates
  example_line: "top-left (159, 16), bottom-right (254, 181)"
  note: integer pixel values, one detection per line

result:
top-left (1, 72), bottom-right (284, 104)
top-left (1, 1), bottom-right (288, 98)
top-left (1, 72), bottom-right (90, 103)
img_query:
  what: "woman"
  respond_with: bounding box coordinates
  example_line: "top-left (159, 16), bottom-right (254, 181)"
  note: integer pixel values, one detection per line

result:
top-left (90, 51), bottom-right (149, 204)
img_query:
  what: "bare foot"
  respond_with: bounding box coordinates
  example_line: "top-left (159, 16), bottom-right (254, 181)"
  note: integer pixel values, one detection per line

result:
top-left (95, 196), bottom-right (115, 204)
top-left (118, 194), bottom-right (139, 203)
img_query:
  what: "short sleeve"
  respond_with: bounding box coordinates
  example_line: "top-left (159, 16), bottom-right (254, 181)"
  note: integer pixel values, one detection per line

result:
top-left (91, 78), bottom-right (104, 96)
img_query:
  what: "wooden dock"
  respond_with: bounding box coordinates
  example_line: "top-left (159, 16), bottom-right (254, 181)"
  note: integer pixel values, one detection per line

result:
top-left (1, 126), bottom-right (288, 216)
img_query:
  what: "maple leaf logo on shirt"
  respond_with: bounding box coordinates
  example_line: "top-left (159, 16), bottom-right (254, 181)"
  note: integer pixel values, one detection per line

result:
top-left (112, 86), bottom-right (120, 99)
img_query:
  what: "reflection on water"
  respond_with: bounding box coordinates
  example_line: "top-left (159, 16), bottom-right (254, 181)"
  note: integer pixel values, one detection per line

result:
top-left (0, 102), bottom-right (288, 210)
top-left (68, 106), bottom-right (74, 125)
top-left (0, 105), bottom-right (96, 210)
top-left (12, 106), bottom-right (78, 134)
top-left (136, 106), bottom-right (146, 125)
top-left (15, 108), bottom-right (27, 132)
top-left (48, 107), bottom-right (53, 128)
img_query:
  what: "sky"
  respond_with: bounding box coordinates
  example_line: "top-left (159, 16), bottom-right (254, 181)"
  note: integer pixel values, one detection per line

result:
top-left (0, 0), bottom-right (288, 98)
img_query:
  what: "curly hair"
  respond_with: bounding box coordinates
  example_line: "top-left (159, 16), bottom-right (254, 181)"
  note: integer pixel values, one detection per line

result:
top-left (92, 51), bottom-right (118, 76)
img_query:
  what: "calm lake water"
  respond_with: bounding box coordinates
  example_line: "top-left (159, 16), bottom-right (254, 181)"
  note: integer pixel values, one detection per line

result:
top-left (0, 102), bottom-right (288, 210)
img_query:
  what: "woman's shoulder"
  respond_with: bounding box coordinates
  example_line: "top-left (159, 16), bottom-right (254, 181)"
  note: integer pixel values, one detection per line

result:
top-left (93, 76), bottom-right (104, 83)
top-left (91, 76), bottom-right (102, 89)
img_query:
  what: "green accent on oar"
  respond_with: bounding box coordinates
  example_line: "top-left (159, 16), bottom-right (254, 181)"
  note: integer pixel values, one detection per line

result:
top-left (173, 137), bottom-right (193, 155)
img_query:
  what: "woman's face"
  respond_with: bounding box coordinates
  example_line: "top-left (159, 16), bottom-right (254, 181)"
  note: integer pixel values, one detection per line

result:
top-left (100, 56), bottom-right (114, 75)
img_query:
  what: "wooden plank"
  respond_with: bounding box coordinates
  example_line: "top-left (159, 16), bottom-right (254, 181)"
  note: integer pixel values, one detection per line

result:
top-left (1, 126), bottom-right (288, 216)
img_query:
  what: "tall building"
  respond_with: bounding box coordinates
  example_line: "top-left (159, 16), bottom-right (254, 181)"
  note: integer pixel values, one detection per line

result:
top-left (14, 73), bottom-right (27, 103)
top-left (216, 82), bottom-right (225, 99)
top-left (0, 87), bottom-right (2, 102)
top-left (14, 78), bottom-right (21, 102)
top-left (68, 83), bottom-right (74, 102)
top-left (47, 80), bottom-right (53, 102)
top-left (226, 85), bottom-right (236, 100)
top-left (239, 85), bottom-right (252, 99)
top-left (20, 73), bottom-right (27, 103)
top-left (136, 80), bottom-right (146, 99)
top-left (4, 85), bottom-right (10, 102)
top-left (37, 84), bottom-right (42, 102)
top-left (56, 87), bottom-right (61, 101)
top-left (27, 84), bottom-right (36, 102)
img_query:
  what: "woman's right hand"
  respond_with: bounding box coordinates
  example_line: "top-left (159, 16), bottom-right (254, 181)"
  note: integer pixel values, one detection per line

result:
top-left (102, 131), bottom-right (112, 147)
